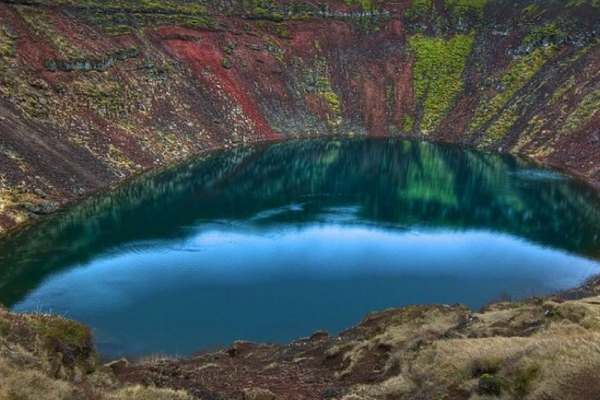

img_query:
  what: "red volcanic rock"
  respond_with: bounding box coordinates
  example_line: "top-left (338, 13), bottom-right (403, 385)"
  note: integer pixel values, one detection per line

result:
top-left (1, 0), bottom-right (600, 232)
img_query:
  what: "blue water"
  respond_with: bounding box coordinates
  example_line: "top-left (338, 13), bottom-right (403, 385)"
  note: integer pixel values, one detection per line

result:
top-left (1, 139), bottom-right (600, 356)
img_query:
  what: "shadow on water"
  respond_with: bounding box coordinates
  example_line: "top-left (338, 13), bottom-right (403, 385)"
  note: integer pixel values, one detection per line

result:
top-left (1, 138), bottom-right (600, 355)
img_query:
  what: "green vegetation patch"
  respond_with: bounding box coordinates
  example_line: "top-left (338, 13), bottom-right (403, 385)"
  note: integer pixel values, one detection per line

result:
top-left (478, 373), bottom-right (510, 395)
top-left (409, 34), bottom-right (474, 135)
top-left (404, 0), bottom-right (486, 30)
top-left (522, 3), bottom-right (540, 16)
top-left (74, 75), bottom-right (141, 120)
top-left (471, 357), bottom-right (504, 377)
top-left (567, 0), bottom-right (600, 8)
top-left (484, 102), bottom-right (520, 140)
top-left (57, 0), bottom-right (207, 15)
top-left (15, 6), bottom-right (84, 58)
top-left (523, 23), bottom-right (565, 47)
top-left (551, 76), bottom-right (576, 104)
top-left (404, 0), bottom-right (434, 22)
top-left (511, 364), bottom-right (540, 399)
top-left (468, 47), bottom-right (556, 138)
top-left (559, 84), bottom-right (600, 136)
top-left (303, 59), bottom-right (343, 126)
top-left (68, 0), bottom-right (214, 35)
top-left (401, 114), bottom-right (415, 132)
top-left (243, 0), bottom-right (285, 21)
top-left (341, 0), bottom-right (374, 12)
top-left (0, 26), bottom-right (15, 57)
top-left (28, 315), bottom-right (90, 349)
top-left (446, 0), bottom-right (487, 23)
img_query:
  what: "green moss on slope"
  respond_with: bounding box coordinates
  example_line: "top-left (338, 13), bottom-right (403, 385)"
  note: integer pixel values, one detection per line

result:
top-left (446, 0), bottom-right (487, 21)
top-left (551, 76), bottom-right (576, 104)
top-left (402, 114), bottom-right (415, 132)
top-left (404, 0), bottom-right (434, 22)
top-left (0, 26), bottom-right (14, 58)
top-left (57, 0), bottom-right (207, 15)
top-left (55, 0), bottom-right (212, 33)
top-left (467, 47), bottom-right (556, 139)
top-left (243, 0), bottom-right (285, 20)
top-left (523, 23), bottom-right (565, 46)
top-left (484, 102), bottom-right (520, 140)
top-left (341, 0), bottom-right (373, 12)
top-left (559, 85), bottom-right (600, 136)
top-left (409, 34), bottom-right (474, 135)
top-left (303, 59), bottom-right (343, 126)
top-left (15, 7), bottom-right (84, 58)
top-left (28, 315), bottom-right (91, 349)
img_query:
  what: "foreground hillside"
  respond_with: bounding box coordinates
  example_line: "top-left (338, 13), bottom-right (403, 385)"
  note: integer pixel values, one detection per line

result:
top-left (0, 303), bottom-right (194, 400)
top-left (2, 278), bottom-right (600, 400)
top-left (2, 0), bottom-right (600, 232)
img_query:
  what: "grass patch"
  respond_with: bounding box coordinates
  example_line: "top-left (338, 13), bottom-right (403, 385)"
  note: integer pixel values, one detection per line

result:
top-left (471, 356), bottom-right (504, 377)
top-left (446, 0), bottom-right (487, 23)
top-left (409, 33), bottom-right (474, 135)
top-left (341, 0), bottom-right (374, 12)
top-left (243, 0), bottom-right (285, 20)
top-left (484, 101), bottom-right (520, 140)
top-left (511, 364), bottom-right (540, 399)
top-left (0, 26), bottom-right (14, 57)
top-left (478, 373), bottom-right (509, 395)
top-left (28, 315), bottom-right (90, 348)
top-left (401, 114), bottom-right (414, 132)
top-left (403, 0), bottom-right (434, 23)
top-left (303, 59), bottom-right (343, 126)
top-left (523, 23), bottom-right (565, 47)
top-left (559, 85), bottom-right (600, 136)
top-left (468, 47), bottom-right (556, 137)
top-left (57, 0), bottom-right (206, 15)
top-left (14, 6), bottom-right (84, 58)
top-left (551, 75), bottom-right (576, 104)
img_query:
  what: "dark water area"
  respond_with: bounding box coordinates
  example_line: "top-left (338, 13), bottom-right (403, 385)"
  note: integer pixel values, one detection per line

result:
top-left (1, 138), bottom-right (600, 357)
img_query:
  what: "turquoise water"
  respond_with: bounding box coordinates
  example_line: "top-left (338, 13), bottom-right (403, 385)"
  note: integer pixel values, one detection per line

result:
top-left (1, 139), bottom-right (600, 356)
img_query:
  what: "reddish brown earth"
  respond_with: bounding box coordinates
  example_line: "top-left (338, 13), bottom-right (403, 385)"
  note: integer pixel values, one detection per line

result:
top-left (1, 0), bottom-right (600, 234)
top-left (115, 304), bottom-right (473, 400)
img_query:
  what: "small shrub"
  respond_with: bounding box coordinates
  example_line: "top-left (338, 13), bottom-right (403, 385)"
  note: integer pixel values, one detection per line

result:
top-left (221, 58), bottom-right (232, 69)
top-left (471, 357), bottom-right (503, 377)
top-left (512, 364), bottom-right (540, 399)
top-left (478, 373), bottom-right (509, 396)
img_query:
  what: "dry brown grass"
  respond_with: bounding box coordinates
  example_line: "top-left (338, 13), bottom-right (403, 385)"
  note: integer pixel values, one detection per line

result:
top-left (107, 386), bottom-right (195, 400)
top-left (4, 294), bottom-right (600, 400)
top-left (337, 295), bottom-right (600, 400)
top-left (0, 308), bottom-right (196, 400)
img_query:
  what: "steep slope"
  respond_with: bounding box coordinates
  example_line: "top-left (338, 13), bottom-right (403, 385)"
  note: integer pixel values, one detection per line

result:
top-left (1, 0), bottom-right (600, 233)
top-left (0, 303), bottom-right (196, 400)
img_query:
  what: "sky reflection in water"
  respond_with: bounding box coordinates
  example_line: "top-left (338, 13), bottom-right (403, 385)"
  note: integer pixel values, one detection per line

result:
top-left (2, 139), bottom-right (600, 356)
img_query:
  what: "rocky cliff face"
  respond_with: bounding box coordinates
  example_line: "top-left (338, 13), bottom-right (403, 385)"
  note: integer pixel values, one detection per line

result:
top-left (1, 0), bottom-right (600, 232)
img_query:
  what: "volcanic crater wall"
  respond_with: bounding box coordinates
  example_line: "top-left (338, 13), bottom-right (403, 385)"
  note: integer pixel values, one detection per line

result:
top-left (1, 0), bottom-right (600, 233)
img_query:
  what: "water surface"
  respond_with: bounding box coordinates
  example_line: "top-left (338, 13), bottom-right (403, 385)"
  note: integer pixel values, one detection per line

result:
top-left (1, 139), bottom-right (600, 356)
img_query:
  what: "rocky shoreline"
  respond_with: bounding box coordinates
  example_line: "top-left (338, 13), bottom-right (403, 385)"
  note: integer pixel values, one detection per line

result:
top-left (2, 276), bottom-right (600, 400)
